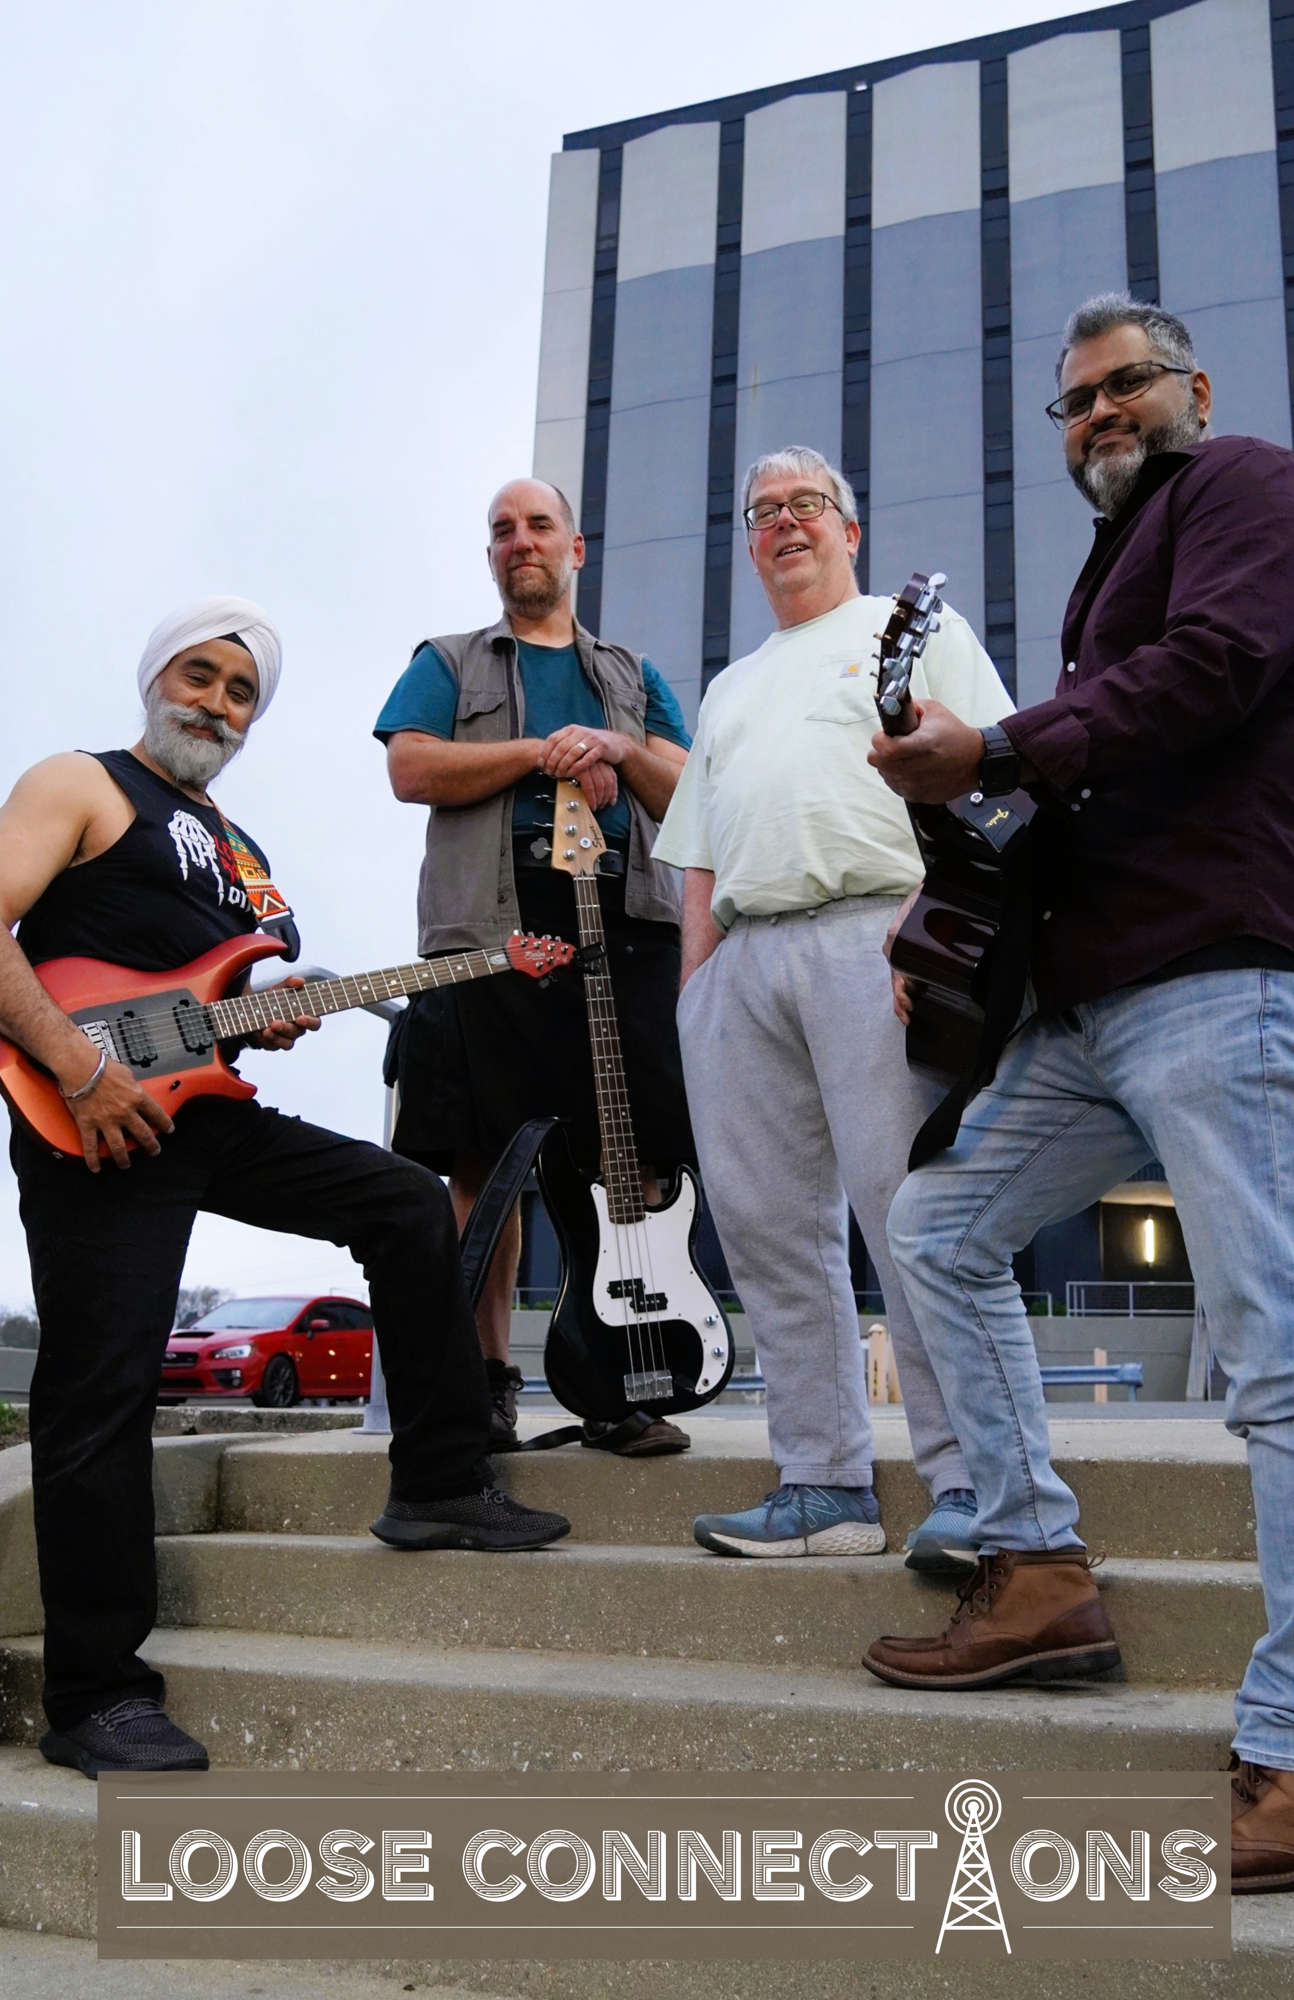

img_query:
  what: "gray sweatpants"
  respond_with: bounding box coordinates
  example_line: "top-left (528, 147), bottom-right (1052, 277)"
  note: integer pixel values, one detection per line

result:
top-left (676, 894), bottom-right (971, 1495)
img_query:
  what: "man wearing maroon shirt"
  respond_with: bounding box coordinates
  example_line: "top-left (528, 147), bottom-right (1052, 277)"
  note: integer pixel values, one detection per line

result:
top-left (863, 294), bottom-right (1294, 1895)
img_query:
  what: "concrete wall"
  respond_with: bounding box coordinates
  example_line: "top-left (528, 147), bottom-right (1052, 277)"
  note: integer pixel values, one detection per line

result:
top-left (0, 1349), bottom-right (36, 1396)
top-left (602, 121), bottom-right (719, 720)
top-left (870, 61), bottom-right (985, 635)
top-left (1009, 29), bottom-right (1126, 705)
top-left (729, 91), bottom-right (846, 661)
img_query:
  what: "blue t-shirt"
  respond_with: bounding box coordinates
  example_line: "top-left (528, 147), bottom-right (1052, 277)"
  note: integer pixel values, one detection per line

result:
top-left (374, 639), bottom-right (691, 846)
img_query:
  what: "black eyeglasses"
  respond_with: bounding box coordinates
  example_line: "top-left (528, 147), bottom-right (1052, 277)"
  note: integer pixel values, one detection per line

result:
top-left (1045, 361), bottom-right (1192, 430)
top-left (743, 490), bottom-right (844, 532)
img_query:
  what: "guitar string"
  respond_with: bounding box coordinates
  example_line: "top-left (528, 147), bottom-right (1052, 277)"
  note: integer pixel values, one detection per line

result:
top-left (573, 874), bottom-right (671, 1401)
top-left (571, 874), bottom-right (651, 1396)
top-left (52, 945), bottom-right (562, 1071)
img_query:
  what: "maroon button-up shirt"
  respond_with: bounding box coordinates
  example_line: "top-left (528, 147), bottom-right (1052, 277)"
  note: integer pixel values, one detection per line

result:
top-left (1002, 434), bottom-right (1294, 1011)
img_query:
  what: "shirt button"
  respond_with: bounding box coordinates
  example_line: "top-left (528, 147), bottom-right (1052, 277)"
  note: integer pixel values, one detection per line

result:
top-left (1080, 788), bottom-right (1091, 799)
top-left (1065, 662), bottom-right (1076, 674)
top-left (1071, 804), bottom-right (1081, 813)
top-left (806, 908), bottom-right (817, 919)
top-left (1042, 910), bottom-right (1053, 921)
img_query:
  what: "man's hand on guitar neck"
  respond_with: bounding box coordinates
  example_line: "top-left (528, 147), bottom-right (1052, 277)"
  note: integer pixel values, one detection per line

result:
top-left (868, 699), bottom-right (988, 803)
top-left (244, 975), bottom-right (322, 1052)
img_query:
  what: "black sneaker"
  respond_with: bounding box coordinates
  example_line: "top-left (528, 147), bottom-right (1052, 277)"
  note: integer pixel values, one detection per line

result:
top-left (370, 1487), bottom-right (571, 1552)
top-left (40, 1697), bottom-right (209, 1779)
top-left (485, 1359), bottom-right (524, 1448)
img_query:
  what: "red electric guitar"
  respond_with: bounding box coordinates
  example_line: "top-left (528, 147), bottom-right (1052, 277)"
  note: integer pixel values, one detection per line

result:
top-left (0, 930), bottom-right (574, 1156)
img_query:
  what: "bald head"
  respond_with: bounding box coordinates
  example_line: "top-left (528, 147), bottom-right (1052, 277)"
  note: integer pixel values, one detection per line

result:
top-left (486, 477), bottom-right (584, 621)
top-left (488, 477), bottom-right (575, 535)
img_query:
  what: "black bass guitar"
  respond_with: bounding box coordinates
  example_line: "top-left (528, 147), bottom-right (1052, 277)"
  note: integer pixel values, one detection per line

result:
top-left (535, 780), bottom-right (734, 1421)
top-left (876, 571), bottom-right (1035, 1166)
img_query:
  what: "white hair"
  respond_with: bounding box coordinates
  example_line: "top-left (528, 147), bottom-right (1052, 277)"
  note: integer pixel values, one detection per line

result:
top-left (741, 447), bottom-right (859, 525)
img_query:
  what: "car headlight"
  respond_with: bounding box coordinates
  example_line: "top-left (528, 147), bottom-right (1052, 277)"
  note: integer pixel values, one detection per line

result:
top-left (210, 1344), bottom-right (254, 1360)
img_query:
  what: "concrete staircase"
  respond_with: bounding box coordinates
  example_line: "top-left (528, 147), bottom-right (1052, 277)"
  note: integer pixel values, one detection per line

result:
top-left (0, 1410), bottom-right (1290, 1993)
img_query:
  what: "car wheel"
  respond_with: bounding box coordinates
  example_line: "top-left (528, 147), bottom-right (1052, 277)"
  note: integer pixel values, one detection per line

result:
top-left (251, 1355), bottom-right (300, 1409)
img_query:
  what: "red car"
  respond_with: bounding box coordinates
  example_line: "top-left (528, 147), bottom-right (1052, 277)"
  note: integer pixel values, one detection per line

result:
top-left (160, 1294), bottom-right (374, 1407)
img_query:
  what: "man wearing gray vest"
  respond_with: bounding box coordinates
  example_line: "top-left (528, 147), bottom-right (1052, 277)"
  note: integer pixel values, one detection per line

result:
top-left (375, 477), bottom-right (695, 1453)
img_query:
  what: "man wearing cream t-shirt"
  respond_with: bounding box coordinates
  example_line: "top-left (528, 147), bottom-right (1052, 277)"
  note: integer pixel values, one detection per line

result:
top-left (654, 446), bottom-right (1011, 1564)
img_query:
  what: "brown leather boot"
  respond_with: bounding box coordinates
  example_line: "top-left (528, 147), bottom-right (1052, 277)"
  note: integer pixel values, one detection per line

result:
top-left (862, 1549), bottom-right (1120, 1690)
top-left (1231, 1759), bottom-right (1294, 1892)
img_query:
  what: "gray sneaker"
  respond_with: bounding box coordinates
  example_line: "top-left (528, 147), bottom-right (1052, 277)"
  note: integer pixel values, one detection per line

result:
top-left (904, 1488), bottom-right (979, 1576)
top-left (40, 1697), bottom-right (209, 1779)
top-left (371, 1487), bottom-right (571, 1552)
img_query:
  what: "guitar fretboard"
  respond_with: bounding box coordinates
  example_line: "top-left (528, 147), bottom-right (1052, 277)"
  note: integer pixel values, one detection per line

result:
top-left (206, 948), bottom-right (512, 1041)
top-left (571, 874), bottom-right (646, 1226)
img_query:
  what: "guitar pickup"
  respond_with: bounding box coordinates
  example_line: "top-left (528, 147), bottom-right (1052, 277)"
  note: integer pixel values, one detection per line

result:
top-left (623, 1369), bottom-right (674, 1401)
top-left (173, 998), bottom-right (217, 1056)
top-left (608, 1277), bottom-right (668, 1312)
top-left (116, 1010), bottom-right (159, 1068)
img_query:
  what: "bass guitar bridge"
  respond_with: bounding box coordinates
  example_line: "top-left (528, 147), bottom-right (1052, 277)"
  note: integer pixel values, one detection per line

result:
top-left (623, 1368), bottom-right (675, 1402)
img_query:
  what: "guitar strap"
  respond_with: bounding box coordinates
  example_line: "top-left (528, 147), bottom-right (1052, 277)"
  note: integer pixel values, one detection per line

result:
top-left (217, 813), bottom-right (302, 963)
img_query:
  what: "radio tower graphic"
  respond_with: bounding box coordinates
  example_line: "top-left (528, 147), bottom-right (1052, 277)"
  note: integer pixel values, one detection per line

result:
top-left (936, 1780), bottom-right (1011, 1954)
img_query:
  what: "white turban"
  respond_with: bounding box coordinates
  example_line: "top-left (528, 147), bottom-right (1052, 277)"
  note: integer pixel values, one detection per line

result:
top-left (137, 596), bottom-right (282, 720)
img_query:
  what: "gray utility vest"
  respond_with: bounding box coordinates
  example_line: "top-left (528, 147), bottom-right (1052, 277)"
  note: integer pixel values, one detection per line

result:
top-left (413, 615), bottom-right (683, 954)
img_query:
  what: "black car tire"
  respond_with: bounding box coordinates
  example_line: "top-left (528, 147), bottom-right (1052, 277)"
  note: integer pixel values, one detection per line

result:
top-left (251, 1355), bottom-right (300, 1409)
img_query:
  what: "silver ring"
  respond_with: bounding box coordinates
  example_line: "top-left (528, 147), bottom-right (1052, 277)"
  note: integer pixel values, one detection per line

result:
top-left (576, 741), bottom-right (588, 753)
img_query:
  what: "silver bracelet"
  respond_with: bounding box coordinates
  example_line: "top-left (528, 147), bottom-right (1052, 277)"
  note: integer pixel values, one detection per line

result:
top-left (58, 1050), bottom-right (107, 1101)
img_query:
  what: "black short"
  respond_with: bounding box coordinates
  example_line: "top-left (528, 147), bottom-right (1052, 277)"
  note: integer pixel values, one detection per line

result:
top-left (388, 870), bottom-right (694, 1177)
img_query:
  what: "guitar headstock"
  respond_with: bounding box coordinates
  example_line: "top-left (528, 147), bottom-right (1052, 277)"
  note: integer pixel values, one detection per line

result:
top-left (507, 932), bottom-right (577, 977)
top-left (875, 570), bottom-right (946, 737)
top-left (548, 779), bottom-right (607, 880)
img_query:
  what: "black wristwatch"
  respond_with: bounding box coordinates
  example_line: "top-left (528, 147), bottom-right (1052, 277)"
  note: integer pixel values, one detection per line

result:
top-left (976, 722), bottom-right (1021, 798)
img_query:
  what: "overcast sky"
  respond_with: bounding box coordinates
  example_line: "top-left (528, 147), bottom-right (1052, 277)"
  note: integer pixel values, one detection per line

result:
top-left (0, 0), bottom-right (1111, 1311)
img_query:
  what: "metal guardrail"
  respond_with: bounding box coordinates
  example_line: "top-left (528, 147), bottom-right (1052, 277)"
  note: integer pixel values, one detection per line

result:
top-left (1065, 1281), bottom-right (1195, 1317)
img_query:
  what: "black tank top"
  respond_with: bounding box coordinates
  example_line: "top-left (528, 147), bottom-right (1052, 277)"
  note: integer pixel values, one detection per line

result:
top-left (17, 751), bottom-right (272, 972)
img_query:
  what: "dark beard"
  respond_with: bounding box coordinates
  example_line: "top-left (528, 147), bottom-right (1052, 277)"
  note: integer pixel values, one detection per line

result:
top-left (1070, 402), bottom-right (1204, 515)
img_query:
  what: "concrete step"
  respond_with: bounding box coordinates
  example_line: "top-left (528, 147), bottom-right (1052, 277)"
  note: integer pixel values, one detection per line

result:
top-left (213, 1415), bottom-right (1257, 1559)
top-left (152, 1534), bottom-right (1264, 1691)
top-left (0, 1625), bottom-right (1240, 1778)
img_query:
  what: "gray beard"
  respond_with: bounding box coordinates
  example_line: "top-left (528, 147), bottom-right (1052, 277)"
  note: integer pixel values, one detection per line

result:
top-left (1071, 403), bottom-right (1204, 515)
top-left (143, 695), bottom-right (245, 788)
top-left (498, 556), bottom-right (572, 621)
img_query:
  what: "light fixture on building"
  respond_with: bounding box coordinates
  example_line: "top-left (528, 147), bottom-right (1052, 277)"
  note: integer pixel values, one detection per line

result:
top-left (1142, 1216), bottom-right (1157, 1265)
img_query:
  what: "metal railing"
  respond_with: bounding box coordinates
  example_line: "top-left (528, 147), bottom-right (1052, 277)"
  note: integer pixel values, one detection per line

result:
top-left (260, 965), bottom-right (406, 1435)
top-left (1065, 1281), bottom-right (1195, 1317)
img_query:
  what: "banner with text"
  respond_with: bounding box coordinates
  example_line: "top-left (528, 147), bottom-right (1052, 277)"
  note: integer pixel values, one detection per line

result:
top-left (97, 1769), bottom-right (1230, 1962)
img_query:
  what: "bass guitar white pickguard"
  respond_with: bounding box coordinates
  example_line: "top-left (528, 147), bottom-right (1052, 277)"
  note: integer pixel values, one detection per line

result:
top-left (588, 1174), bottom-right (729, 1396)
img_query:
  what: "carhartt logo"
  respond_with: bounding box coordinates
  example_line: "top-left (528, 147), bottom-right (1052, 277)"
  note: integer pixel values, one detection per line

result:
top-left (938, 1781), bottom-right (1010, 1953)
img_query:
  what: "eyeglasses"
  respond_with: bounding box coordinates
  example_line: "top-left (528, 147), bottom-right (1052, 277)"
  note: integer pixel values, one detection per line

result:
top-left (743, 490), bottom-right (844, 532)
top-left (1045, 361), bottom-right (1192, 430)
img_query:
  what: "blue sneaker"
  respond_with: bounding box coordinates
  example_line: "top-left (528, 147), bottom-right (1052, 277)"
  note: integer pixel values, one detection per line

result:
top-left (904, 1488), bottom-right (979, 1576)
top-left (693, 1483), bottom-right (886, 1558)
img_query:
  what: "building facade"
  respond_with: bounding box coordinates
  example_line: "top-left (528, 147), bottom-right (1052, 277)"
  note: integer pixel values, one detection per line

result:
top-left (533, 0), bottom-right (1294, 726)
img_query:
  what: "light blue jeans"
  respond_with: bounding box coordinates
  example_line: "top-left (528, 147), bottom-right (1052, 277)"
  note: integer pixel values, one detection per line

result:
top-left (887, 970), bottom-right (1294, 1769)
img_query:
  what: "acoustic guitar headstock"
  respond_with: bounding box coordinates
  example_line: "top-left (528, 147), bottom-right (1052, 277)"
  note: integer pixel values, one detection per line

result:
top-left (875, 570), bottom-right (946, 738)
top-left (549, 779), bottom-right (607, 880)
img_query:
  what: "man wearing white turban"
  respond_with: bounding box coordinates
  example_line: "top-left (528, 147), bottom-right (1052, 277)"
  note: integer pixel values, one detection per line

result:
top-left (0, 599), bottom-right (570, 1779)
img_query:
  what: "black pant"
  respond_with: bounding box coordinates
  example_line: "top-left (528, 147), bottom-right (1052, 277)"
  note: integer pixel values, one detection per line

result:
top-left (11, 1096), bottom-right (492, 1731)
